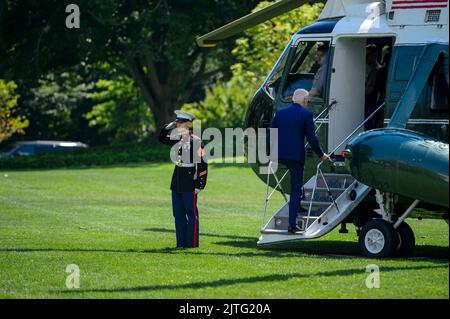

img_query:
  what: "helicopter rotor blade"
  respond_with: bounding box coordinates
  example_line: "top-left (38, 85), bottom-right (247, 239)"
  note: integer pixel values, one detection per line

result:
top-left (196, 0), bottom-right (319, 48)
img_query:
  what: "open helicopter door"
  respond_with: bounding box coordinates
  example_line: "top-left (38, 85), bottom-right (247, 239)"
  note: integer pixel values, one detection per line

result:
top-left (327, 37), bottom-right (366, 154)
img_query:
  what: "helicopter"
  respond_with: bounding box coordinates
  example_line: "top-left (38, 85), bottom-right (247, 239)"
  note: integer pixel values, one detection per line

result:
top-left (196, 0), bottom-right (449, 258)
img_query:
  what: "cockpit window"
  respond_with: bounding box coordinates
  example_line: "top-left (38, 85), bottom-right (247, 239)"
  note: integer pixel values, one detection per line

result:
top-left (264, 43), bottom-right (291, 99)
top-left (281, 40), bottom-right (330, 103)
top-left (429, 54), bottom-right (449, 113)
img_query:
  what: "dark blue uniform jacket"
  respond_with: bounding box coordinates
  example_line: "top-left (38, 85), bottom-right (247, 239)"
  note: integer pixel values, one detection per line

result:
top-left (158, 126), bottom-right (208, 192)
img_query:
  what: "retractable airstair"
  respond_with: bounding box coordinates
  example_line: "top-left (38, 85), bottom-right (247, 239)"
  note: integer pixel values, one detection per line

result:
top-left (257, 103), bottom-right (386, 246)
top-left (258, 163), bottom-right (371, 245)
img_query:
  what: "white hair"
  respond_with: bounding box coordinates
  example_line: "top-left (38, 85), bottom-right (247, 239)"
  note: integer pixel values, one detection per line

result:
top-left (292, 89), bottom-right (309, 105)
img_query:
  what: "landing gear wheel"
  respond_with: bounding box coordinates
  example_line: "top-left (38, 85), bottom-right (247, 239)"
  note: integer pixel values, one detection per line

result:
top-left (359, 219), bottom-right (399, 258)
top-left (395, 222), bottom-right (415, 257)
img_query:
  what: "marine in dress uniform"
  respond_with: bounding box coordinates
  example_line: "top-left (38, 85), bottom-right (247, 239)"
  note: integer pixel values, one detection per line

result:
top-left (158, 110), bottom-right (208, 248)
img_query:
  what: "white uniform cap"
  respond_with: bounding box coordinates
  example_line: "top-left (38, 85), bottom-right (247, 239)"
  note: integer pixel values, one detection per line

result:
top-left (292, 88), bottom-right (309, 105)
top-left (174, 110), bottom-right (195, 122)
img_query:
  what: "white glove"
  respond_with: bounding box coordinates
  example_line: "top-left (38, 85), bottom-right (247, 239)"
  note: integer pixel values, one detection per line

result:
top-left (195, 188), bottom-right (201, 194)
top-left (166, 121), bottom-right (177, 130)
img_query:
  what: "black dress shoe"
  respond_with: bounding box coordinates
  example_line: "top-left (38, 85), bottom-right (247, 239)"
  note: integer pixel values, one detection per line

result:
top-left (288, 226), bottom-right (303, 233)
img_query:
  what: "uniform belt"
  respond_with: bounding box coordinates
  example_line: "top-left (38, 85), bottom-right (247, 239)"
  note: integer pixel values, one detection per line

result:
top-left (175, 162), bottom-right (195, 168)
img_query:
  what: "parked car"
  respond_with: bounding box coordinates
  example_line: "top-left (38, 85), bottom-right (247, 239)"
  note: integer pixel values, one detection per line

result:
top-left (0, 140), bottom-right (88, 158)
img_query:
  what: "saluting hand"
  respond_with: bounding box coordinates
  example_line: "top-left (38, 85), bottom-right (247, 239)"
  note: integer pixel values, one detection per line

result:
top-left (166, 121), bottom-right (177, 130)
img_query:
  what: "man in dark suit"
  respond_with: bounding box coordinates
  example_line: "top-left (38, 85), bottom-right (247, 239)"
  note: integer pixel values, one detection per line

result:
top-left (271, 89), bottom-right (329, 233)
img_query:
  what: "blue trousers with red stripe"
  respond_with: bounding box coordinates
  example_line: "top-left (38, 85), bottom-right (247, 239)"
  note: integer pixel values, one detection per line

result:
top-left (171, 191), bottom-right (199, 248)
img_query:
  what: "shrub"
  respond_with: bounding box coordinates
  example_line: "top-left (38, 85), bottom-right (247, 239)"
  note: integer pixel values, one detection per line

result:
top-left (0, 139), bottom-right (170, 170)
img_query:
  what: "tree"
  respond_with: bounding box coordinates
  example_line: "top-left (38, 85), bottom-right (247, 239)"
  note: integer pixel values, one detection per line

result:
top-left (183, 75), bottom-right (253, 128)
top-left (11, 60), bottom-right (150, 144)
top-left (232, 1), bottom-right (324, 83)
top-left (86, 69), bottom-right (154, 143)
top-left (18, 70), bottom-right (93, 141)
top-left (0, 80), bottom-right (28, 142)
top-left (0, 0), bottom-right (260, 130)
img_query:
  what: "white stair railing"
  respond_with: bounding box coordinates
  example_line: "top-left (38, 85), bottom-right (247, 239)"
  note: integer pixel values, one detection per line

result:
top-left (304, 102), bottom-right (386, 232)
top-left (262, 161), bottom-right (289, 229)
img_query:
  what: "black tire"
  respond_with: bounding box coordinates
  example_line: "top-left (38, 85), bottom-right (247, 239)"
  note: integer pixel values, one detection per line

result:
top-left (359, 219), bottom-right (399, 258)
top-left (396, 222), bottom-right (415, 257)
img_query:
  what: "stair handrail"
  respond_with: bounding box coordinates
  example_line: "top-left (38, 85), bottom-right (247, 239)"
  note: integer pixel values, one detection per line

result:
top-left (314, 99), bottom-right (337, 122)
top-left (262, 161), bottom-right (289, 229)
top-left (304, 102), bottom-right (386, 231)
top-left (312, 99), bottom-right (337, 137)
top-left (323, 102), bottom-right (386, 164)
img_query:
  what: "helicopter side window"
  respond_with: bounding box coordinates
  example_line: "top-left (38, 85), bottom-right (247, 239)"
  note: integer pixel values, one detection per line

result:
top-left (264, 48), bottom-right (290, 99)
top-left (280, 41), bottom-right (330, 104)
top-left (429, 55), bottom-right (449, 113)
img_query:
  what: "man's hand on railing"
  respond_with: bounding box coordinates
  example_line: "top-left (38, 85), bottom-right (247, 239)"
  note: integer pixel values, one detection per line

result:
top-left (322, 153), bottom-right (331, 161)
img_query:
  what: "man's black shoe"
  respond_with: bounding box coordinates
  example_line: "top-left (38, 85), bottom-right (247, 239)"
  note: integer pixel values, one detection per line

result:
top-left (288, 226), bottom-right (303, 233)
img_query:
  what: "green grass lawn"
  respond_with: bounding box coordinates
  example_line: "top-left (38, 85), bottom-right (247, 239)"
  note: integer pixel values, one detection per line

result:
top-left (0, 163), bottom-right (448, 298)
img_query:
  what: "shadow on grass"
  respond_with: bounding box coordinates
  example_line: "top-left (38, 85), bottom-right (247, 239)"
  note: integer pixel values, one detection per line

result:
top-left (4, 243), bottom-right (447, 262)
top-left (0, 246), bottom-right (318, 259)
top-left (144, 227), bottom-right (450, 261)
top-left (143, 227), bottom-right (255, 241)
top-left (2, 228), bottom-right (447, 261)
top-left (58, 264), bottom-right (448, 294)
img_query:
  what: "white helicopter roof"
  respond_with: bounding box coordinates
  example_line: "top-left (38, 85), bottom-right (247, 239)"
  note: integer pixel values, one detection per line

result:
top-left (196, 0), bottom-right (449, 47)
top-left (319, 0), bottom-right (376, 19)
top-left (320, 0), bottom-right (448, 23)
top-left (309, 0), bottom-right (449, 45)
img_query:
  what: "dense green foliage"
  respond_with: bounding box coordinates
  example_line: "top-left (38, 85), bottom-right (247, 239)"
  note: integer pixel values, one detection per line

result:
top-left (1, 1), bottom-right (322, 145)
top-left (11, 63), bottom-right (153, 145)
top-left (18, 71), bottom-right (93, 141)
top-left (0, 164), bottom-right (448, 298)
top-left (86, 65), bottom-right (154, 143)
top-left (0, 80), bottom-right (29, 142)
top-left (1, 0), bottom-right (260, 130)
top-left (0, 1), bottom-right (324, 169)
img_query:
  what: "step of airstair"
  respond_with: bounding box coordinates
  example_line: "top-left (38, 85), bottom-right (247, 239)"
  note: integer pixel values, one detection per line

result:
top-left (303, 188), bottom-right (345, 202)
top-left (310, 173), bottom-right (355, 189)
top-left (258, 172), bottom-right (371, 245)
